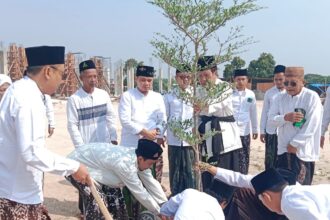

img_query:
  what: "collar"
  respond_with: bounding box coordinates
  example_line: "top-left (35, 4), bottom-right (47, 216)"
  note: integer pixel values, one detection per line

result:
top-left (79, 87), bottom-right (96, 98)
top-left (288, 87), bottom-right (305, 99)
top-left (234, 88), bottom-right (246, 94)
top-left (81, 87), bottom-right (95, 96)
top-left (135, 87), bottom-right (150, 97)
top-left (273, 86), bottom-right (285, 93)
top-left (24, 76), bottom-right (43, 100)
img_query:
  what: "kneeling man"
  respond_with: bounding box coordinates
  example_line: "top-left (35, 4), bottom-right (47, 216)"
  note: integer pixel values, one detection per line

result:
top-left (67, 139), bottom-right (167, 219)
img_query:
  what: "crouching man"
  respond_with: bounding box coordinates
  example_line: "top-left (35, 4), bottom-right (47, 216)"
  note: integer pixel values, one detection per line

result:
top-left (67, 139), bottom-right (168, 219)
top-left (160, 188), bottom-right (225, 220)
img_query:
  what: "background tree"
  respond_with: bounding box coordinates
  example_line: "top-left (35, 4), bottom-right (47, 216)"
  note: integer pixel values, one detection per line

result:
top-left (123, 58), bottom-right (143, 73)
top-left (223, 56), bottom-right (246, 80)
top-left (248, 52), bottom-right (276, 78)
top-left (153, 78), bottom-right (176, 93)
top-left (123, 58), bottom-right (143, 89)
top-left (149, 0), bottom-right (261, 189)
top-left (305, 73), bottom-right (330, 84)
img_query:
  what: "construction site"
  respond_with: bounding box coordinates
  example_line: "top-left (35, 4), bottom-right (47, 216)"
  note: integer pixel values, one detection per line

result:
top-left (0, 42), bottom-right (121, 97)
top-left (0, 42), bottom-right (174, 98)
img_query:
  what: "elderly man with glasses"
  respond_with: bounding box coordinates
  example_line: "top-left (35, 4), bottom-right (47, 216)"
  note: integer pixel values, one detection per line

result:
top-left (267, 67), bottom-right (322, 185)
top-left (0, 46), bottom-right (89, 219)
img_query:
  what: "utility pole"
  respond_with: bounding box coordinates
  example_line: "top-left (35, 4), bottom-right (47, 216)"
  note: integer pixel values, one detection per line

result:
top-left (167, 64), bottom-right (171, 92)
top-left (158, 60), bottom-right (163, 93)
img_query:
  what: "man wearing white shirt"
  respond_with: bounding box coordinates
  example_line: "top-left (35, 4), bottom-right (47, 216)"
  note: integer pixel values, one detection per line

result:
top-left (321, 86), bottom-right (330, 148)
top-left (268, 67), bottom-right (322, 185)
top-left (119, 65), bottom-right (167, 183)
top-left (0, 74), bottom-right (12, 101)
top-left (163, 67), bottom-right (195, 196)
top-left (67, 60), bottom-right (118, 147)
top-left (232, 69), bottom-right (258, 174)
top-left (251, 168), bottom-right (330, 220)
top-left (43, 94), bottom-right (56, 137)
top-left (195, 56), bottom-right (242, 202)
top-left (0, 46), bottom-right (89, 219)
top-left (198, 162), bottom-right (295, 220)
top-left (67, 59), bottom-right (118, 216)
top-left (67, 139), bottom-right (167, 220)
top-left (160, 188), bottom-right (225, 220)
top-left (260, 65), bottom-right (286, 169)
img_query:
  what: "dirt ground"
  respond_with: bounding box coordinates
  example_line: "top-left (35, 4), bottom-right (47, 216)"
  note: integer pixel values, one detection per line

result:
top-left (43, 99), bottom-right (330, 220)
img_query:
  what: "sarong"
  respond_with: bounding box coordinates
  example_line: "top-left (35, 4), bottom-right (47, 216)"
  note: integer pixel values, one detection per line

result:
top-left (0, 198), bottom-right (51, 220)
top-left (276, 153), bottom-right (315, 185)
top-left (168, 145), bottom-right (196, 196)
top-left (67, 176), bottom-right (129, 220)
top-left (155, 155), bottom-right (163, 183)
top-left (202, 149), bottom-right (240, 204)
top-left (265, 133), bottom-right (278, 169)
top-left (239, 135), bottom-right (251, 174)
top-left (224, 188), bottom-right (288, 220)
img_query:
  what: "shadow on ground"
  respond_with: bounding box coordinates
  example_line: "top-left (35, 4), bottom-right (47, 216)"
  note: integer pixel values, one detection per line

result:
top-left (44, 197), bottom-right (78, 218)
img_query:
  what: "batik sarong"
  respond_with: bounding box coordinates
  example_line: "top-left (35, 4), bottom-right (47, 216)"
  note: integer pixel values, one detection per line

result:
top-left (67, 176), bottom-right (129, 220)
top-left (0, 198), bottom-right (51, 220)
top-left (239, 135), bottom-right (251, 174)
top-left (276, 153), bottom-right (315, 185)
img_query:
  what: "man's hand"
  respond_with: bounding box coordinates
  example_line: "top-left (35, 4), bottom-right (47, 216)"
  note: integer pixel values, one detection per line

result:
top-left (48, 125), bottom-right (55, 138)
top-left (284, 112), bottom-right (304, 123)
top-left (320, 136), bottom-right (325, 149)
top-left (287, 144), bottom-right (297, 154)
top-left (193, 104), bottom-right (202, 114)
top-left (196, 162), bottom-right (212, 172)
top-left (111, 140), bottom-right (118, 145)
top-left (157, 137), bottom-right (166, 148)
top-left (72, 164), bottom-right (90, 185)
top-left (140, 128), bottom-right (159, 140)
top-left (252, 133), bottom-right (258, 140)
top-left (260, 134), bottom-right (265, 143)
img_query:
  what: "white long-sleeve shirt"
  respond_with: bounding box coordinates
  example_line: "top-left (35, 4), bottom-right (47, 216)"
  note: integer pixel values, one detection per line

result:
top-left (163, 87), bottom-right (193, 146)
top-left (268, 88), bottom-right (322, 162)
top-left (0, 77), bottom-right (79, 205)
top-left (67, 87), bottom-right (117, 147)
top-left (214, 167), bottom-right (254, 189)
top-left (215, 167), bottom-right (330, 220)
top-left (321, 87), bottom-right (330, 136)
top-left (260, 86), bottom-right (285, 134)
top-left (281, 184), bottom-right (330, 220)
top-left (43, 94), bottom-right (55, 128)
top-left (160, 188), bottom-right (225, 220)
top-left (67, 143), bottom-right (167, 214)
top-left (119, 88), bottom-right (167, 148)
top-left (232, 88), bottom-right (258, 136)
top-left (198, 79), bottom-right (242, 155)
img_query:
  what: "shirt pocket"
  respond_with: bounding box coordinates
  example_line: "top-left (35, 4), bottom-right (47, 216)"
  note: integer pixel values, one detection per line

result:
top-left (242, 98), bottom-right (253, 112)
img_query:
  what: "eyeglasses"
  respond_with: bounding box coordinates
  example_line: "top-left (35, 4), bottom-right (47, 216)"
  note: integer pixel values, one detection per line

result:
top-left (50, 66), bottom-right (65, 80)
top-left (284, 81), bottom-right (297, 87)
top-left (177, 75), bottom-right (191, 80)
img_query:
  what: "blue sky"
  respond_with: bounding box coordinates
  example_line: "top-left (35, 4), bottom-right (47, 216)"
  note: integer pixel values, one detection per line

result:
top-left (0, 0), bottom-right (329, 75)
